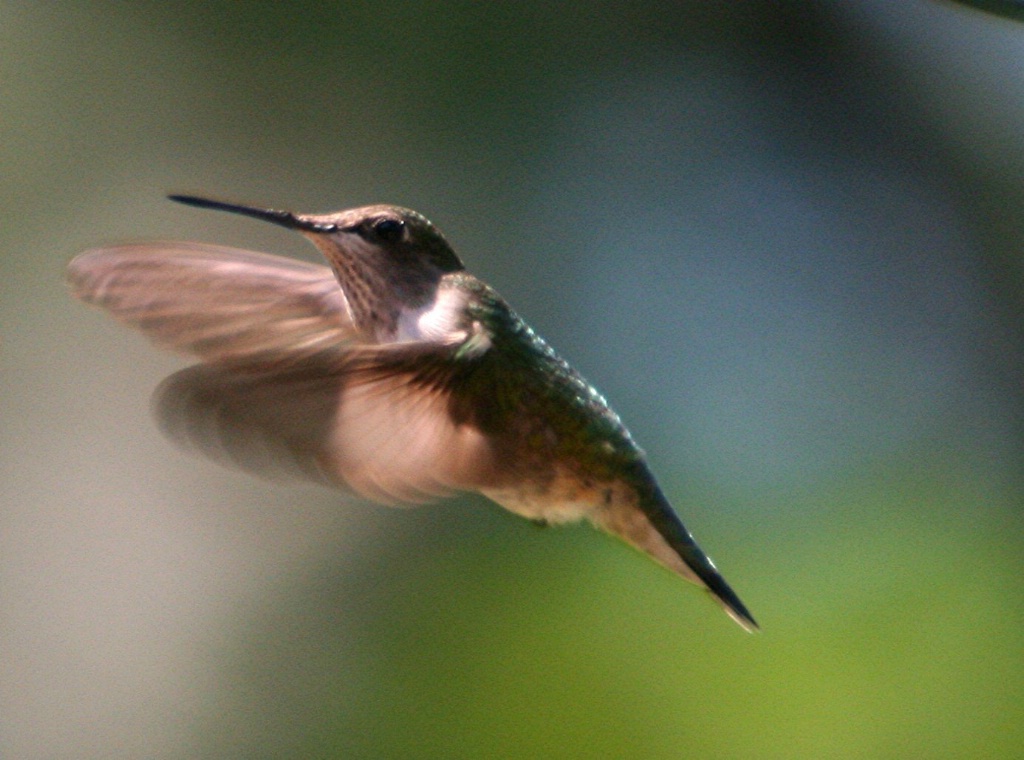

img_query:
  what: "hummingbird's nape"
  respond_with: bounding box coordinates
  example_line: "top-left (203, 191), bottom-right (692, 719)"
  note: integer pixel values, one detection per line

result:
top-left (168, 194), bottom-right (339, 234)
top-left (68, 192), bottom-right (758, 633)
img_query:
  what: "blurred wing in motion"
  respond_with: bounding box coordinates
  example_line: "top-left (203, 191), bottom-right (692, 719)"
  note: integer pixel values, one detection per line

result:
top-left (67, 243), bottom-right (353, 371)
top-left (153, 364), bottom-right (348, 486)
top-left (154, 350), bottom-right (496, 504)
top-left (69, 244), bottom-right (496, 503)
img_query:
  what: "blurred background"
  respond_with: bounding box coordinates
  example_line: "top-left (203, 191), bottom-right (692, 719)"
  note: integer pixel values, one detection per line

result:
top-left (2, 1), bottom-right (1022, 757)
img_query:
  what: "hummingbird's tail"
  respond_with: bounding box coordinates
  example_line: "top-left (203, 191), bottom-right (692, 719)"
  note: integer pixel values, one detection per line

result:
top-left (596, 471), bottom-right (758, 632)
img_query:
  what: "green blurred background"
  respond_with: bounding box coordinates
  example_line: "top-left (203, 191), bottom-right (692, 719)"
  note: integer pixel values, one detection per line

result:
top-left (3, 2), bottom-right (1022, 758)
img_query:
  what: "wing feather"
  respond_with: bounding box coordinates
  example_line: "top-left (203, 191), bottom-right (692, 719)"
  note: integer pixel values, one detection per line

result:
top-left (154, 347), bottom-right (499, 504)
top-left (70, 244), bottom-right (499, 504)
top-left (67, 243), bottom-right (353, 370)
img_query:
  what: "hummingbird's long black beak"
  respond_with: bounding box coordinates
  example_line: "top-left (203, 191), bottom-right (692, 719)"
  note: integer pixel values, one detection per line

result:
top-left (168, 194), bottom-right (338, 233)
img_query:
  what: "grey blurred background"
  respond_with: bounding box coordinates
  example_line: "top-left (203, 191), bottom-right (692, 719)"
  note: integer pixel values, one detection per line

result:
top-left (2, 2), bottom-right (1022, 758)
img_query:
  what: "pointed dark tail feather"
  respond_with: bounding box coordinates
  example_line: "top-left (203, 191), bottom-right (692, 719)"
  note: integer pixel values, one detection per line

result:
top-left (632, 470), bottom-right (758, 632)
top-left (655, 508), bottom-right (758, 632)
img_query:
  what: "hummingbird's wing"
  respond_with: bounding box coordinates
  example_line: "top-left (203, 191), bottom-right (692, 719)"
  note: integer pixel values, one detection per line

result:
top-left (154, 364), bottom-right (350, 485)
top-left (69, 244), bottom-right (496, 502)
top-left (67, 243), bottom-right (354, 370)
top-left (154, 345), bottom-right (497, 503)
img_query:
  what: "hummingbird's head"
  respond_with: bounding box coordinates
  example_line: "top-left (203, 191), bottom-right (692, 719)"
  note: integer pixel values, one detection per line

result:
top-left (170, 195), bottom-right (467, 342)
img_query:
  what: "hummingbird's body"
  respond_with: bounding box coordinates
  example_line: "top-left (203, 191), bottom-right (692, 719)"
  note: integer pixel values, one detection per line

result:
top-left (67, 195), bottom-right (757, 631)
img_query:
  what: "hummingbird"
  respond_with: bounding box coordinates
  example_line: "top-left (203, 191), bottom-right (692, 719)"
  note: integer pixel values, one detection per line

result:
top-left (67, 194), bottom-right (757, 631)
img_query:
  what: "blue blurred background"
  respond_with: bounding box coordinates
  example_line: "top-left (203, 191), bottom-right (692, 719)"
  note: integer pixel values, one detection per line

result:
top-left (2, 2), bottom-right (1022, 757)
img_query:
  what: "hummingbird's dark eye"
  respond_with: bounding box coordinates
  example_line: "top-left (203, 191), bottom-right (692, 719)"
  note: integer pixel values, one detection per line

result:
top-left (371, 217), bottom-right (406, 244)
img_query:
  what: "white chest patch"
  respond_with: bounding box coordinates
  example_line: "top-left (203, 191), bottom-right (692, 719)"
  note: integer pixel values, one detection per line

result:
top-left (391, 288), bottom-right (492, 357)
top-left (393, 287), bottom-right (465, 343)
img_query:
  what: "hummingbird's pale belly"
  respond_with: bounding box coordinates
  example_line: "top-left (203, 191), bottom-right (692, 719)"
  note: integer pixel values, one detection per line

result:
top-left (482, 486), bottom-right (596, 525)
top-left (488, 468), bottom-right (707, 590)
top-left (482, 465), bottom-right (628, 525)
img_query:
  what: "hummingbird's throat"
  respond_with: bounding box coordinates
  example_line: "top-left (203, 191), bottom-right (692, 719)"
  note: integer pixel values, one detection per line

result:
top-left (325, 253), bottom-right (401, 341)
top-left (308, 234), bottom-right (471, 346)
